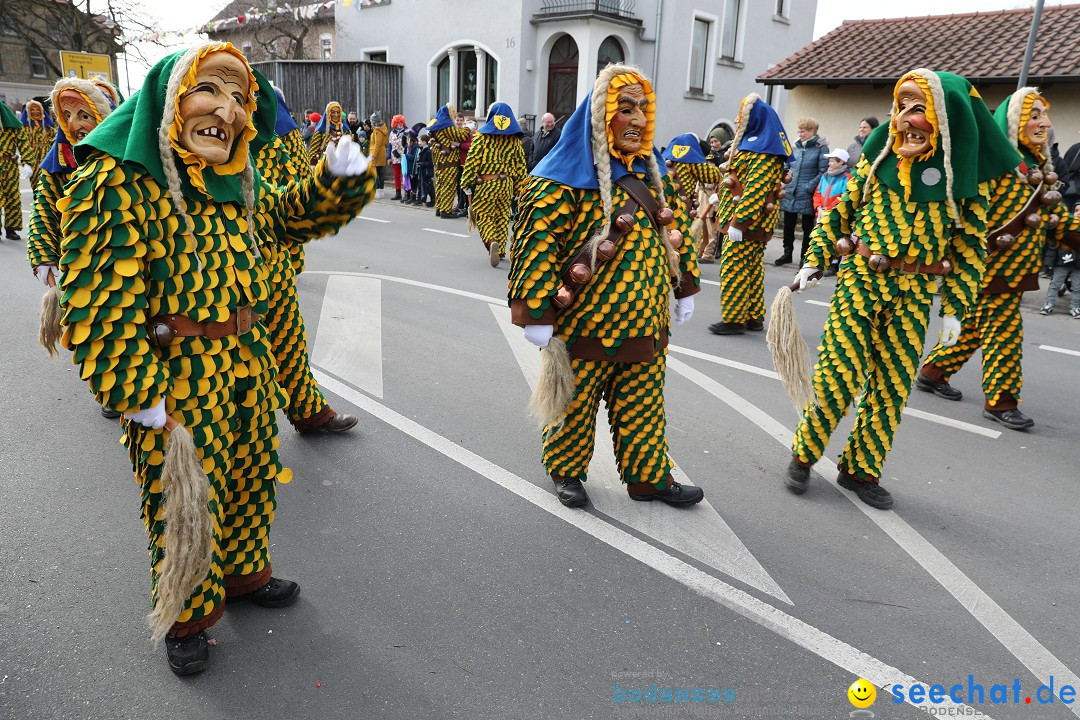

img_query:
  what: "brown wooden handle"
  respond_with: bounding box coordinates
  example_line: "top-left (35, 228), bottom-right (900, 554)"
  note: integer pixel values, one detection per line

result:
top-left (787, 272), bottom-right (823, 293)
top-left (164, 415), bottom-right (179, 432)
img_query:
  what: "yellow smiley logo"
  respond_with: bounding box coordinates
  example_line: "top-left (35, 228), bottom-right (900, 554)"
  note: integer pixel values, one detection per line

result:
top-left (672, 145), bottom-right (689, 159)
top-left (847, 679), bottom-right (876, 708)
top-left (494, 115), bottom-right (511, 131)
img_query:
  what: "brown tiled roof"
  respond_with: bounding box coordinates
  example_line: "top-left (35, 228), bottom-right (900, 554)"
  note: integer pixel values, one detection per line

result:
top-left (759, 4), bottom-right (1080, 85)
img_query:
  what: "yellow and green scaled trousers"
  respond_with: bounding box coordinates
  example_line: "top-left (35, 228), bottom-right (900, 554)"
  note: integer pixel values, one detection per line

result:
top-left (792, 269), bottom-right (933, 480)
top-left (543, 353), bottom-right (672, 486)
top-left (923, 292), bottom-right (1023, 410)
top-left (0, 129), bottom-right (21, 230)
top-left (461, 133), bottom-right (526, 255)
top-left (719, 240), bottom-right (766, 324)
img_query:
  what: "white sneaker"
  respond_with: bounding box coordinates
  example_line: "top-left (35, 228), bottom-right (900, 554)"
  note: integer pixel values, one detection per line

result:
top-left (1039, 304), bottom-right (1053, 315)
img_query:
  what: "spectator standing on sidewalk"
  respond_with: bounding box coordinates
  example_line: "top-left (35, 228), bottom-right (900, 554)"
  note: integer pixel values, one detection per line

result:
top-left (846, 116), bottom-right (878, 174)
top-left (527, 112), bottom-right (560, 171)
top-left (1040, 244), bottom-right (1080, 317)
top-left (813, 148), bottom-right (851, 277)
top-left (776, 117), bottom-right (828, 267)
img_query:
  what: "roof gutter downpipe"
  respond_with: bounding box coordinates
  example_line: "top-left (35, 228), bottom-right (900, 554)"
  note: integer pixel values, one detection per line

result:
top-left (652, 0), bottom-right (663, 83)
top-left (1017, 0), bottom-right (1045, 89)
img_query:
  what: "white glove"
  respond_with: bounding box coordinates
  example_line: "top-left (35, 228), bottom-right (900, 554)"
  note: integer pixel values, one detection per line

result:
top-left (522, 325), bottom-right (554, 349)
top-left (795, 266), bottom-right (821, 292)
top-left (708, 193), bottom-right (719, 206)
top-left (727, 226), bottom-right (744, 243)
top-left (463, 188), bottom-right (472, 196)
top-left (674, 296), bottom-right (695, 325)
top-left (940, 315), bottom-right (961, 347)
top-left (324, 135), bottom-right (370, 177)
top-left (123, 397), bottom-right (167, 429)
top-left (20, 164), bottom-right (32, 180)
top-left (35, 264), bottom-right (58, 287)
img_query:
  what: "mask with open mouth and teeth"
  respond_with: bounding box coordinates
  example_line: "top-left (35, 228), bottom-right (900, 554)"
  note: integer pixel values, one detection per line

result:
top-left (892, 78), bottom-right (935, 159)
top-left (604, 71), bottom-right (655, 167)
top-left (176, 50), bottom-right (252, 166)
top-left (57, 90), bottom-right (103, 143)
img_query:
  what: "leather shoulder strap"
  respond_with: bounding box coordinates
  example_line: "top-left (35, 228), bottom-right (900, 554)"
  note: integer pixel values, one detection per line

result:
top-left (615, 174), bottom-right (661, 228)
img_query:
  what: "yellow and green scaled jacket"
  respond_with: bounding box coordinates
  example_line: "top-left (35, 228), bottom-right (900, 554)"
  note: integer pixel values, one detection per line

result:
top-left (805, 158), bottom-right (989, 320)
top-left (56, 153), bottom-right (375, 414)
top-left (510, 173), bottom-right (700, 362)
top-left (461, 134), bottom-right (527, 197)
top-left (715, 151), bottom-right (784, 237)
top-left (27, 170), bottom-right (70, 268)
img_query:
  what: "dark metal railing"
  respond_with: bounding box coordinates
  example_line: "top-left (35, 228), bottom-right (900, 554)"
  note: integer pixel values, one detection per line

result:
top-left (536, 0), bottom-right (636, 20)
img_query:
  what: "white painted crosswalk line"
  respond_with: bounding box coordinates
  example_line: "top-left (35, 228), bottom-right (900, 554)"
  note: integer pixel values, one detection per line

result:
top-left (491, 305), bottom-right (791, 604)
top-left (311, 275), bottom-right (384, 398)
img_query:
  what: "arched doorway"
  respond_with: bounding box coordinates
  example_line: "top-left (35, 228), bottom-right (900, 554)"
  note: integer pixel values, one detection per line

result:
top-left (547, 34), bottom-right (579, 122)
top-left (596, 36), bottom-right (625, 74)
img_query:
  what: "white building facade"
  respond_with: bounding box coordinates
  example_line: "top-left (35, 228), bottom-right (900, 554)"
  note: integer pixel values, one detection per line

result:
top-left (336, 0), bottom-right (816, 142)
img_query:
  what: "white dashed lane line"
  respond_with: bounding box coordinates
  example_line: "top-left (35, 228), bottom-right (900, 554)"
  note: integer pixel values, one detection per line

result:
top-left (1039, 344), bottom-right (1080, 358)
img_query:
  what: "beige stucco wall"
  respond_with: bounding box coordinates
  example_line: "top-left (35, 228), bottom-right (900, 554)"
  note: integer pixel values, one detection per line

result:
top-left (782, 84), bottom-right (1080, 158)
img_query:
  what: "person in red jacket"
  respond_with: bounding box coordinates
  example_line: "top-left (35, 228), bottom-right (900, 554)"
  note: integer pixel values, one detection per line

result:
top-left (813, 148), bottom-right (851, 276)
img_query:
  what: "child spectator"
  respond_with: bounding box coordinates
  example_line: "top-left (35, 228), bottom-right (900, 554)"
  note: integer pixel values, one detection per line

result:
top-left (416, 132), bottom-right (435, 206)
top-left (814, 148), bottom-right (851, 276)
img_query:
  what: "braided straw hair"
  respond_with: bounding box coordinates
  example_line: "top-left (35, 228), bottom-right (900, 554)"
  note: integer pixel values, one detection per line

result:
top-left (159, 43), bottom-right (259, 270)
top-left (728, 93), bottom-right (760, 162)
top-left (1007, 87), bottom-right (1054, 176)
top-left (584, 64), bottom-right (679, 280)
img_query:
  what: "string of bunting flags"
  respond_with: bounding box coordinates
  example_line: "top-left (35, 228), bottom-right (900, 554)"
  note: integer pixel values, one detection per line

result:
top-left (120, 0), bottom-right (388, 43)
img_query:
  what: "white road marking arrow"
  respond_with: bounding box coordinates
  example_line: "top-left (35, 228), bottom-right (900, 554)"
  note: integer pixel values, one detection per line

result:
top-left (491, 305), bottom-right (791, 605)
top-left (311, 275), bottom-right (384, 398)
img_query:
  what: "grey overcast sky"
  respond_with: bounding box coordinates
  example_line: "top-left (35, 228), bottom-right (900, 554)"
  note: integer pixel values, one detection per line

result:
top-left (114, 0), bottom-right (1067, 91)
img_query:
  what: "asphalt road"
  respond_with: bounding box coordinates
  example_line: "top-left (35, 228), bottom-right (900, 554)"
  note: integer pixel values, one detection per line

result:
top-left (2, 178), bottom-right (1079, 720)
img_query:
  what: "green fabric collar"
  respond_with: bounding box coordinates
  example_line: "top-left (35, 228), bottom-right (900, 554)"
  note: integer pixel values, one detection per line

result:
top-left (862, 71), bottom-right (1020, 203)
top-left (0, 103), bottom-right (20, 130)
top-left (74, 46), bottom-right (278, 204)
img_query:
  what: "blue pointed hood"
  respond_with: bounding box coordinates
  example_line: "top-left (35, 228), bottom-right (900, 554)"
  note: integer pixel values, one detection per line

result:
top-left (21, 101), bottom-right (55, 128)
top-left (735, 99), bottom-right (793, 160)
top-left (662, 133), bottom-right (707, 164)
top-left (273, 87), bottom-right (299, 136)
top-left (478, 102), bottom-right (522, 135)
top-left (532, 93), bottom-right (666, 190)
top-left (427, 104), bottom-right (455, 134)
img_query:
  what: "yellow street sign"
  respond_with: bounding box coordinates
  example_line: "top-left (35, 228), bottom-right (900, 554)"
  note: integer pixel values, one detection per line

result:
top-left (59, 51), bottom-right (113, 82)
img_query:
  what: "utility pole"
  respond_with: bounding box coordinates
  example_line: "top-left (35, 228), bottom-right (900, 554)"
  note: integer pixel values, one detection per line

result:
top-left (1017, 0), bottom-right (1045, 89)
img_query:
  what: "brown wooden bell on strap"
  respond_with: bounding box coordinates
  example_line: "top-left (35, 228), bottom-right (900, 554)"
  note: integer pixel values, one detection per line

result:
top-left (596, 239), bottom-right (617, 261)
top-left (1024, 213), bottom-right (1042, 228)
top-left (1027, 171), bottom-right (1043, 186)
top-left (1042, 189), bottom-right (1062, 205)
top-left (1048, 214), bottom-right (1061, 229)
top-left (939, 259), bottom-right (953, 276)
top-left (782, 169), bottom-right (793, 184)
top-left (1044, 171), bottom-right (1059, 185)
top-left (995, 233), bottom-right (1015, 250)
top-left (614, 214), bottom-right (634, 232)
top-left (835, 236), bottom-right (855, 255)
top-left (657, 207), bottom-right (675, 226)
top-left (723, 176), bottom-right (735, 188)
top-left (568, 263), bottom-right (592, 283)
top-left (667, 229), bottom-right (683, 248)
top-left (552, 285), bottom-right (574, 308)
top-left (868, 254), bottom-right (890, 272)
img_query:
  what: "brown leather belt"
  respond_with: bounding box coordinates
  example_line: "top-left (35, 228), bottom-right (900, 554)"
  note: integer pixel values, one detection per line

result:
top-left (147, 305), bottom-right (259, 348)
top-left (853, 240), bottom-right (951, 276)
top-left (477, 173), bottom-right (507, 183)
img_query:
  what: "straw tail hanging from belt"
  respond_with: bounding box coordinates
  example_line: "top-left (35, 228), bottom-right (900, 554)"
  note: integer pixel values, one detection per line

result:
top-left (39, 275), bottom-right (63, 358)
top-left (767, 272), bottom-right (821, 412)
top-left (148, 414), bottom-right (214, 645)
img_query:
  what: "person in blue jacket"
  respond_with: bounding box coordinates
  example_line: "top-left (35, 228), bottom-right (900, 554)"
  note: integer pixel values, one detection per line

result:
top-left (776, 117), bottom-right (828, 267)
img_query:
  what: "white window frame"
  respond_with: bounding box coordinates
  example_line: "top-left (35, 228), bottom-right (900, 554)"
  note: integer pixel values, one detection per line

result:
top-left (718, 0), bottom-right (743, 63)
top-left (320, 33), bottom-right (333, 60)
top-left (362, 46), bottom-right (389, 62)
top-left (686, 11), bottom-right (718, 97)
top-left (29, 51), bottom-right (48, 78)
top-left (775, 0), bottom-right (788, 18)
top-left (241, 41), bottom-right (253, 57)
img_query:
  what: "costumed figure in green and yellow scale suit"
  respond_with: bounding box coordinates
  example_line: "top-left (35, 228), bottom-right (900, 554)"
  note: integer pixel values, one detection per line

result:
top-left (783, 69), bottom-right (1020, 509)
top-left (26, 77), bottom-right (124, 419)
top-left (510, 64), bottom-right (704, 509)
top-left (307, 100), bottom-right (352, 164)
top-left (253, 84), bottom-right (359, 433)
top-left (57, 42), bottom-right (375, 675)
top-left (663, 132), bottom-right (725, 261)
top-left (461, 101), bottom-right (527, 267)
top-left (0, 102), bottom-right (24, 240)
top-left (917, 87), bottom-right (1080, 431)
top-left (427, 103), bottom-right (471, 218)
top-left (20, 100), bottom-right (56, 188)
top-left (708, 95), bottom-right (794, 336)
